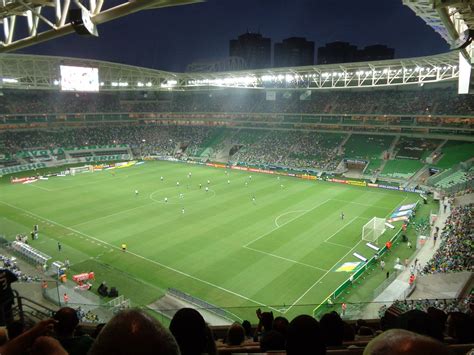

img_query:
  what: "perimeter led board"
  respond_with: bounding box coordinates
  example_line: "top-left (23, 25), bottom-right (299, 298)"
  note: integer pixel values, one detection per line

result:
top-left (60, 65), bottom-right (99, 92)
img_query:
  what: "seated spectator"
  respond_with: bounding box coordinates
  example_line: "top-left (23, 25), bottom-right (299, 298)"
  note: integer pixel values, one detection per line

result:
top-left (260, 330), bottom-right (285, 352)
top-left (358, 326), bottom-right (375, 337)
top-left (88, 309), bottom-right (179, 355)
top-left (225, 322), bottom-right (245, 346)
top-left (204, 325), bottom-right (216, 355)
top-left (446, 311), bottom-right (474, 344)
top-left (272, 316), bottom-right (289, 338)
top-left (169, 308), bottom-right (208, 355)
top-left (320, 311), bottom-right (345, 346)
top-left (363, 329), bottom-right (449, 355)
top-left (241, 319), bottom-right (253, 341)
top-left (342, 321), bottom-right (355, 342)
top-left (53, 307), bottom-right (94, 355)
top-left (397, 309), bottom-right (441, 340)
top-left (426, 307), bottom-right (447, 341)
top-left (97, 282), bottom-right (108, 297)
top-left (286, 314), bottom-right (325, 355)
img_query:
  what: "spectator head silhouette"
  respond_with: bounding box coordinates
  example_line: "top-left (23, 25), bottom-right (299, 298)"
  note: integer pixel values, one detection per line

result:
top-left (226, 322), bottom-right (244, 346)
top-left (320, 311), bottom-right (344, 346)
top-left (53, 307), bottom-right (79, 337)
top-left (363, 329), bottom-right (449, 355)
top-left (286, 314), bottom-right (325, 355)
top-left (272, 316), bottom-right (289, 338)
top-left (169, 308), bottom-right (207, 355)
top-left (88, 309), bottom-right (179, 355)
top-left (397, 309), bottom-right (438, 339)
top-left (260, 329), bottom-right (285, 352)
top-left (241, 320), bottom-right (252, 338)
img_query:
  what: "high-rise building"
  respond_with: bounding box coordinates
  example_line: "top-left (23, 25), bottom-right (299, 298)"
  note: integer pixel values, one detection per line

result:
top-left (229, 33), bottom-right (271, 69)
top-left (317, 41), bottom-right (395, 64)
top-left (357, 45), bottom-right (395, 62)
top-left (274, 37), bottom-right (314, 67)
top-left (317, 41), bottom-right (358, 65)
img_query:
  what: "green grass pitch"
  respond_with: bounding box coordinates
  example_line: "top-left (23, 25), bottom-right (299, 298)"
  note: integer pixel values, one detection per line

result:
top-left (0, 161), bottom-right (418, 320)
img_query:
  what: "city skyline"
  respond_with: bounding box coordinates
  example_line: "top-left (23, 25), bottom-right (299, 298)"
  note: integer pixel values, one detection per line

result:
top-left (18, 0), bottom-right (449, 72)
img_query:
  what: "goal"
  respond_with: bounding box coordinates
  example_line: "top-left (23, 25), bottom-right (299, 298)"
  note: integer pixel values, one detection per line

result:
top-left (362, 217), bottom-right (386, 243)
top-left (70, 165), bottom-right (93, 176)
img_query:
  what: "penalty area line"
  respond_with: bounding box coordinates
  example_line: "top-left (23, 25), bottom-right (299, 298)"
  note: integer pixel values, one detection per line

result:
top-left (244, 246), bottom-right (329, 272)
top-left (244, 198), bottom-right (332, 248)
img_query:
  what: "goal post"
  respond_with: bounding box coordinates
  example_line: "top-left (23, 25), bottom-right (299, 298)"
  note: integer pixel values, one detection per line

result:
top-left (70, 165), bottom-right (93, 176)
top-left (362, 217), bottom-right (386, 243)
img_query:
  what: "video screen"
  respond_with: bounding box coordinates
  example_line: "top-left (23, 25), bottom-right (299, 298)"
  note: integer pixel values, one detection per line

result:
top-left (60, 65), bottom-right (99, 92)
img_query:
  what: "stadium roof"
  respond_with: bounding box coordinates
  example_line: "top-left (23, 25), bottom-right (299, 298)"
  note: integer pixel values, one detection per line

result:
top-left (0, 51), bottom-right (460, 91)
top-left (403, 0), bottom-right (474, 61)
top-left (0, 0), bottom-right (202, 52)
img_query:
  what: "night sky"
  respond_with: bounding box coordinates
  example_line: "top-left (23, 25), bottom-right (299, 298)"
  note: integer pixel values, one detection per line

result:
top-left (19, 0), bottom-right (449, 72)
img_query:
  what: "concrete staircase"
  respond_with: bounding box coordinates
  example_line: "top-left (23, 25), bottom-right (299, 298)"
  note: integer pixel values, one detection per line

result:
top-left (337, 133), bottom-right (351, 155)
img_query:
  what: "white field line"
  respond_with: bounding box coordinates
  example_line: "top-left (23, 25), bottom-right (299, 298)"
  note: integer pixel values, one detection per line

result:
top-left (323, 241), bottom-right (352, 249)
top-left (0, 200), bottom-right (281, 313)
top-left (244, 246), bottom-right (329, 272)
top-left (28, 184), bottom-right (53, 192)
top-left (70, 202), bottom-right (157, 228)
top-left (243, 199), bottom-right (332, 248)
top-left (324, 217), bottom-right (359, 243)
top-left (284, 194), bottom-right (411, 313)
top-left (274, 210), bottom-right (308, 228)
top-left (331, 199), bottom-right (393, 210)
top-left (283, 239), bottom-right (365, 314)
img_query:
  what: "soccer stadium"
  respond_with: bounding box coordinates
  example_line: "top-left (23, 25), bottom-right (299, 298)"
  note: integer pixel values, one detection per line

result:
top-left (0, 0), bottom-right (472, 354)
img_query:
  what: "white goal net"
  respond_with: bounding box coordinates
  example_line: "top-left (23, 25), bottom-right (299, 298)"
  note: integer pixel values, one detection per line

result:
top-left (70, 165), bottom-right (93, 176)
top-left (362, 217), bottom-right (386, 243)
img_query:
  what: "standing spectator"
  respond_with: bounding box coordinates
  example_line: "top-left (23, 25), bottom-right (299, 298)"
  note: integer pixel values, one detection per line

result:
top-left (63, 293), bottom-right (69, 305)
top-left (0, 268), bottom-right (18, 326)
top-left (341, 303), bottom-right (347, 317)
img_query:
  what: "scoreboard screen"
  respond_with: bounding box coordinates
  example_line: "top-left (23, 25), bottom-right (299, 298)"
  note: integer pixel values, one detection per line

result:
top-left (60, 65), bottom-right (99, 92)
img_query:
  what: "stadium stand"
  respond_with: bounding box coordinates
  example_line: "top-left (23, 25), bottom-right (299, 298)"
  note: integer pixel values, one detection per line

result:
top-left (342, 134), bottom-right (393, 161)
top-left (422, 204), bottom-right (473, 275)
top-left (433, 141), bottom-right (474, 169)
top-left (379, 160), bottom-right (424, 179)
top-left (1, 87), bottom-right (474, 116)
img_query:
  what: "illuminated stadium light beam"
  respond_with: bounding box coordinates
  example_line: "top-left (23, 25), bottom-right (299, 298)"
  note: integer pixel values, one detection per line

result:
top-left (0, 0), bottom-right (202, 52)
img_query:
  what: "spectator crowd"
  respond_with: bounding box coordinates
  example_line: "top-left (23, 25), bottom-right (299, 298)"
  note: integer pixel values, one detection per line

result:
top-left (1, 86), bottom-right (474, 117)
top-left (422, 204), bottom-right (473, 275)
top-left (0, 302), bottom-right (472, 355)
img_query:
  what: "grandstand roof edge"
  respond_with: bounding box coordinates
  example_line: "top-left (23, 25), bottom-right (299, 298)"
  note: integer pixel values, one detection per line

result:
top-left (0, 51), bottom-right (459, 78)
top-left (179, 51), bottom-right (459, 77)
top-left (0, 53), bottom-right (179, 77)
